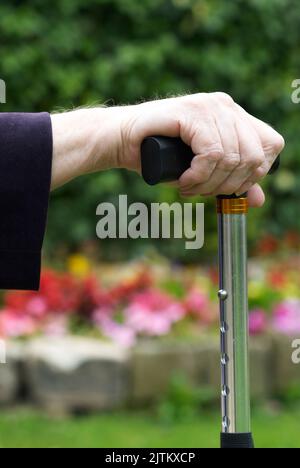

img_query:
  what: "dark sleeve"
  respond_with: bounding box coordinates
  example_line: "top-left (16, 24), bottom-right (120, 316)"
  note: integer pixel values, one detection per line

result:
top-left (0, 113), bottom-right (53, 290)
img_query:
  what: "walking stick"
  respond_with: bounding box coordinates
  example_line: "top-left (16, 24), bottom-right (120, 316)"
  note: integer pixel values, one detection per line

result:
top-left (141, 136), bottom-right (279, 449)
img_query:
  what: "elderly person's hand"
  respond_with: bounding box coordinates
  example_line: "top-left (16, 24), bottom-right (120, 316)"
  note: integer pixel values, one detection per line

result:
top-left (51, 93), bottom-right (284, 206)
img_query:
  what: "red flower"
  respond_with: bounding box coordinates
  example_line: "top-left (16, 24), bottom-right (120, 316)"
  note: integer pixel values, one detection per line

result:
top-left (255, 235), bottom-right (279, 255)
top-left (110, 270), bottom-right (153, 303)
top-left (39, 270), bottom-right (80, 312)
top-left (80, 275), bottom-right (114, 313)
top-left (284, 231), bottom-right (300, 250)
top-left (209, 267), bottom-right (219, 286)
top-left (267, 269), bottom-right (287, 289)
top-left (4, 270), bottom-right (81, 316)
top-left (5, 290), bottom-right (33, 311)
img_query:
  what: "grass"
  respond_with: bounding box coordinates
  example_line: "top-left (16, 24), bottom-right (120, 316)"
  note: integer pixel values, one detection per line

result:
top-left (0, 406), bottom-right (298, 448)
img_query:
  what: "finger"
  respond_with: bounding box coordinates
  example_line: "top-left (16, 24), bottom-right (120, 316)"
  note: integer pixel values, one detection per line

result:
top-left (235, 104), bottom-right (285, 168)
top-left (247, 183), bottom-right (265, 207)
top-left (180, 182), bottom-right (265, 208)
top-left (193, 110), bottom-right (240, 194)
top-left (235, 164), bottom-right (268, 195)
top-left (213, 117), bottom-right (265, 196)
top-left (179, 185), bottom-right (208, 197)
top-left (178, 119), bottom-right (222, 189)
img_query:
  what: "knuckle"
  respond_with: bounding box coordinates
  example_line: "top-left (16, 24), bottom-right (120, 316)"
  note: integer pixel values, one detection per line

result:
top-left (253, 166), bottom-right (268, 179)
top-left (248, 154), bottom-right (265, 168)
top-left (190, 154), bottom-right (203, 171)
top-left (264, 133), bottom-right (285, 156)
top-left (218, 153), bottom-right (240, 171)
top-left (273, 134), bottom-right (285, 154)
top-left (213, 92), bottom-right (234, 106)
top-left (204, 148), bottom-right (224, 164)
top-left (183, 93), bottom-right (206, 109)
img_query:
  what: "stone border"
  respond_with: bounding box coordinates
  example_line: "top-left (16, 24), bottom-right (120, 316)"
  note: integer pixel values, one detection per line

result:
top-left (0, 334), bottom-right (299, 413)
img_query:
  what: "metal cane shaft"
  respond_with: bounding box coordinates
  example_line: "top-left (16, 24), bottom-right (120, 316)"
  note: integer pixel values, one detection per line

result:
top-left (218, 198), bottom-right (250, 433)
top-left (218, 207), bottom-right (251, 434)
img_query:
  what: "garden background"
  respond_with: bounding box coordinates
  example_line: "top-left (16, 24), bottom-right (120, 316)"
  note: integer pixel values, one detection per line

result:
top-left (0, 0), bottom-right (300, 448)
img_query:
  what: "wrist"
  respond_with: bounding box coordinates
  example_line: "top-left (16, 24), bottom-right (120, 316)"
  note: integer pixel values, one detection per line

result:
top-left (50, 107), bottom-right (126, 190)
top-left (88, 106), bottom-right (126, 172)
top-left (50, 109), bottom-right (96, 189)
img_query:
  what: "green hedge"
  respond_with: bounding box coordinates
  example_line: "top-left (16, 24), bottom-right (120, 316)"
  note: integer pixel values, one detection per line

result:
top-left (1, 0), bottom-right (299, 260)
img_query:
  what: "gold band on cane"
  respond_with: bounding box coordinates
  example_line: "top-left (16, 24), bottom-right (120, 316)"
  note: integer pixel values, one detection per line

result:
top-left (217, 197), bottom-right (248, 214)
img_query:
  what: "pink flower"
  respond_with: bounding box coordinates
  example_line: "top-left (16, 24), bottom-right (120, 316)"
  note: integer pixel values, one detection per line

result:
top-left (185, 289), bottom-right (207, 311)
top-left (26, 296), bottom-right (48, 318)
top-left (126, 305), bottom-right (173, 335)
top-left (0, 309), bottom-right (36, 338)
top-left (125, 290), bottom-right (185, 336)
top-left (249, 309), bottom-right (267, 335)
top-left (92, 307), bottom-right (135, 347)
top-left (43, 316), bottom-right (68, 337)
top-left (272, 300), bottom-right (300, 335)
top-left (184, 289), bottom-right (213, 324)
top-left (98, 316), bottom-right (136, 348)
top-left (92, 307), bottom-right (114, 326)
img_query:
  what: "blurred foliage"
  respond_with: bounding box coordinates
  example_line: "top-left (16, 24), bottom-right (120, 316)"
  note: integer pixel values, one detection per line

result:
top-left (0, 0), bottom-right (299, 261)
top-left (157, 372), bottom-right (217, 423)
top-left (277, 380), bottom-right (300, 407)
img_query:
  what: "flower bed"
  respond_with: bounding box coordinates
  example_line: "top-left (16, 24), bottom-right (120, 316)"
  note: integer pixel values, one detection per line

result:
top-left (0, 254), bottom-right (299, 346)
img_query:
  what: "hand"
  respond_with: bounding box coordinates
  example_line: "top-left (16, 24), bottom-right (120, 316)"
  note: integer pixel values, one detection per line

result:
top-left (51, 93), bottom-right (284, 207)
top-left (119, 93), bottom-right (285, 207)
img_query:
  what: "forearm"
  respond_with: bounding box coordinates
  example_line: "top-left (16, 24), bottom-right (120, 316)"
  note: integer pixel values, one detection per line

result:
top-left (50, 107), bottom-right (124, 190)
